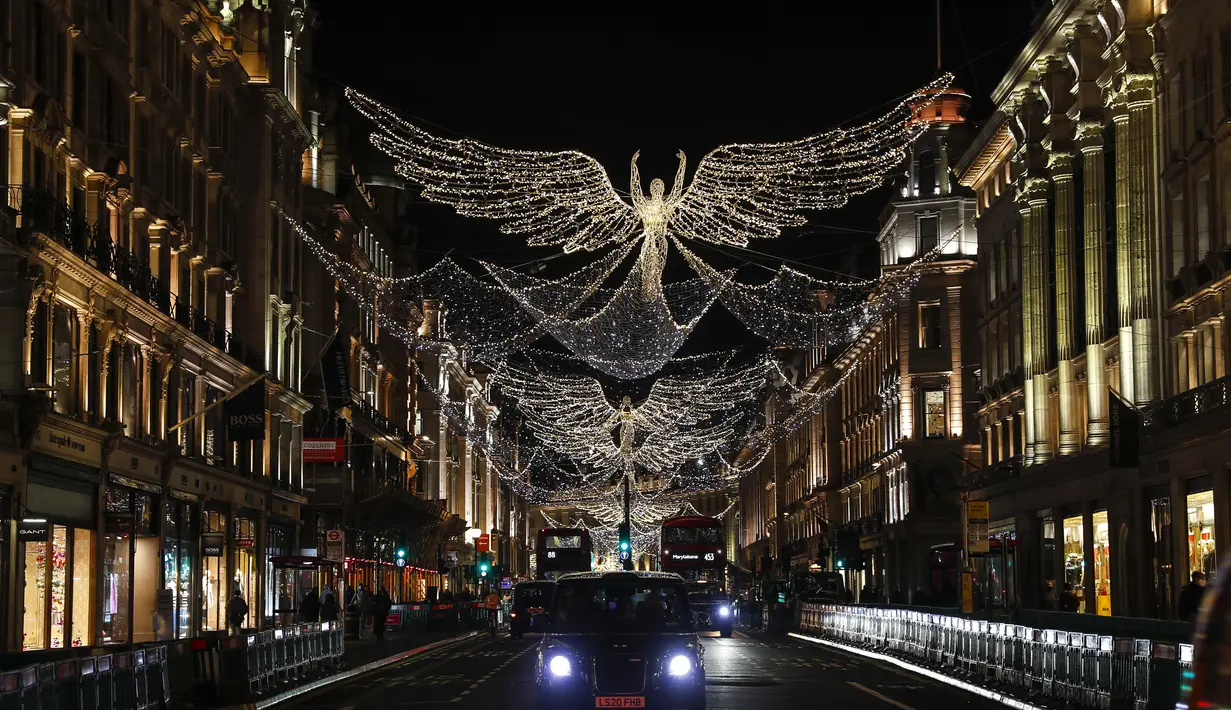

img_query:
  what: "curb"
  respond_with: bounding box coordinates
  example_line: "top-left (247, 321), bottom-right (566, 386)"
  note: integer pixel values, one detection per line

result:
top-left (787, 632), bottom-right (1046, 710)
top-left (221, 631), bottom-right (482, 710)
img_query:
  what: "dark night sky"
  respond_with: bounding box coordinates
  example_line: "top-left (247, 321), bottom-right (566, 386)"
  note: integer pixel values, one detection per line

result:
top-left (308, 1), bottom-right (1043, 356)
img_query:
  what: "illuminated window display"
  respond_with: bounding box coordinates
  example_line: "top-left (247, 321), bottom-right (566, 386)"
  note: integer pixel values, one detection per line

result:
top-left (103, 485), bottom-right (161, 644)
top-left (1092, 510), bottom-right (1111, 616)
top-left (1063, 515), bottom-right (1085, 613)
top-left (1188, 489), bottom-right (1217, 582)
top-left (164, 501), bottom-right (195, 639)
top-left (201, 510), bottom-right (228, 632)
top-left (22, 537), bottom-right (47, 651)
top-left (71, 530), bottom-right (92, 647)
top-left (234, 517), bottom-right (258, 626)
top-left (23, 524), bottom-right (94, 651)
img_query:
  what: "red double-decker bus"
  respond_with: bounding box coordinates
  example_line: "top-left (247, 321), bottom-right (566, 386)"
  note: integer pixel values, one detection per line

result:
top-left (535, 528), bottom-right (593, 580)
top-left (659, 515), bottom-right (725, 582)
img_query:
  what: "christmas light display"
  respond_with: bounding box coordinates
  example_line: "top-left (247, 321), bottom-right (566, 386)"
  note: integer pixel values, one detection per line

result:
top-left (491, 350), bottom-right (770, 482)
top-left (346, 75), bottom-right (951, 254)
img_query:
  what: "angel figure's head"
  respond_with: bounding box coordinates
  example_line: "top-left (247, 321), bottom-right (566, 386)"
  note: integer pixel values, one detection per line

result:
top-left (649, 178), bottom-right (665, 201)
top-left (621, 395), bottom-right (633, 408)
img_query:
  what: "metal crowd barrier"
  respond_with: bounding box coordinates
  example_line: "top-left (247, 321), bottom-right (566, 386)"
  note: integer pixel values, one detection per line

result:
top-left (203, 621), bottom-right (345, 705)
top-left (0, 645), bottom-right (171, 710)
top-left (795, 604), bottom-right (1191, 710)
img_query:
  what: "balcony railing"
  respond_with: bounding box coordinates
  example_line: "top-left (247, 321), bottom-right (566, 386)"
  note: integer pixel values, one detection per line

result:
top-left (1143, 376), bottom-right (1231, 430)
top-left (350, 396), bottom-right (412, 443)
top-left (10, 186), bottom-right (260, 370)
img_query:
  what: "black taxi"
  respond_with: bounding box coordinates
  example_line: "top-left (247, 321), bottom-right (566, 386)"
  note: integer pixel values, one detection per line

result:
top-left (535, 571), bottom-right (705, 710)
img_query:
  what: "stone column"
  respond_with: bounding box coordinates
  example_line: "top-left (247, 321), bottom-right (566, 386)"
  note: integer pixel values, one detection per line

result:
top-left (1020, 177), bottom-right (1053, 464)
top-left (1111, 106), bottom-right (1136, 405)
top-left (1125, 74), bottom-right (1160, 406)
top-left (140, 345), bottom-right (156, 440)
top-left (1051, 151), bottom-right (1080, 455)
top-left (1079, 122), bottom-right (1109, 445)
top-left (1019, 194), bottom-right (1036, 466)
top-left (205, 267), bottom-right (225, 324)
top-left (77, 309), bottom-right (93, 420)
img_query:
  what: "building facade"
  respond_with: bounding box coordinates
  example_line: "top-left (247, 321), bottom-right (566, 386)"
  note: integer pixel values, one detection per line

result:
top-left (0, 0), bottom-right (532, 653)
top-left (958, 0), bottom-right (1231, 618)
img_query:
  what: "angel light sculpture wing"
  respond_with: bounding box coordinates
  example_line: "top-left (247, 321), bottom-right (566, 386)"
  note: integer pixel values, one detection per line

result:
top-left (346, 73), bottom-right (952, 253)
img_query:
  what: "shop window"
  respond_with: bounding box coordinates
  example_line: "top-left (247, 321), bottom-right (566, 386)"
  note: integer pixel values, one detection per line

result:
top-left (234, 517), bottom-right (258, 625)
top-left (103, 487), bottom-right (160, 644)
top-left (101, 533), bottom-right (130, 644)
top-left (923, 390), bottom-right (946, 438)
top-left (163, 501), bottom-right (195, 639)
top-left (1150, 497), bottom-right (1174, 619)
top-left (1092, 511), bottom-right (1112, 616)
top-left (49, 526), bottom-right (67, 648)
top-left (1063, 515), bottom-right (1085, 613)
top-left (22, 524), bottom-right (94, 651)
top-left (22, 535), bottom-right (48, 650)
top-left (1188, 489), bottom-right (1217, 581)
top-left (71, 530), bottom-right (92, 646)
top-left (51, 305), bottom-right (77, 415)
top-left (201, 510), bottom-right (229, 633)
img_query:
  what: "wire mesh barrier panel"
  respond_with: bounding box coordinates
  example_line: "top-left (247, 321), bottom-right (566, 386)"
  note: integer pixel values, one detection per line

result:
top-left (793, 604), bottom-right (1192, 710)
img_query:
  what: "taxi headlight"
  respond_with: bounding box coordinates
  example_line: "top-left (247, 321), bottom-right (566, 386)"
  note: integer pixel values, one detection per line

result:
top-left (549, 655), bottom-right (572, 677)
top-left (667, 654), bottom-right (693, 676)
top-left (717, 606), bottom-right (730, 617)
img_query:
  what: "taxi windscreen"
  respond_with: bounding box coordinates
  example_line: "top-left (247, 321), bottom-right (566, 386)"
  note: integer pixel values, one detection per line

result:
top-left (550, 578), bottom-right (694, 633)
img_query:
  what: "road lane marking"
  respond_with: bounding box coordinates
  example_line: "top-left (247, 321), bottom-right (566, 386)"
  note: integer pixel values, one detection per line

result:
top-left (849, 681), bottom-right (917, 710)
top-left (789, 632), bottom-right (1046, 710)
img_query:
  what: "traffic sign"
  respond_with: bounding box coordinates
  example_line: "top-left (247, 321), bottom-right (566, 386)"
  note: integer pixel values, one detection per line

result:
top-left (396, 558), bottom-right (407, 568)
top-left (326, 529), bottom-right (343, 542)
top-left (477, 534), bottom-right (490, 552)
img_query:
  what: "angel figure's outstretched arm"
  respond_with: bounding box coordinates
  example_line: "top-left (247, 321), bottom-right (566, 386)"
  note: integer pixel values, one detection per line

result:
top-left (669, 150), bottom-right (687, 202)
top-left (630, 151), bottom-right (645, 209)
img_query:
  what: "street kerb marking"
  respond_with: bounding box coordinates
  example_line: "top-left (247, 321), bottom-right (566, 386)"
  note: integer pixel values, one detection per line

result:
top-left (452, 644), bottom-right (534, 702)
top-left (848, 681), bottom-right (917, 710)
top-left (789, 632), bottom-right (1047, 710)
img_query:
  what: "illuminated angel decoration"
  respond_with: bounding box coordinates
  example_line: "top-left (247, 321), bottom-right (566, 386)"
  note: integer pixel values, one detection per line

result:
top-left (345, 74), bottom-right (951, 259)
top-left (491, 354), bottom-right (769, 483)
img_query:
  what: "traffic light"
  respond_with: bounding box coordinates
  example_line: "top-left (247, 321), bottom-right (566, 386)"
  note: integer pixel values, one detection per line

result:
top-left (617, 523), bottom-right (632, 569)
top-left (478, 553), bottom-right (490, 578)
top-left (395, 547), bottom-right (406, 560)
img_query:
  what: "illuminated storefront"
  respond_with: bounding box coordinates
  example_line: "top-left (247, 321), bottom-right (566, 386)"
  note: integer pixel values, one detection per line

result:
top-left (102, 482), bottom-right (161, 644)
top-left (1187, 488), bottom-right (1217, 581)
top-left (1063, 515), bottom-right (1085, 613)
top-left (1092, 510), bottom-right (1111, 616)
top-left (163, 499), bottom-right (197, 639)
top-left (200, 509), bottom-right (229, 633)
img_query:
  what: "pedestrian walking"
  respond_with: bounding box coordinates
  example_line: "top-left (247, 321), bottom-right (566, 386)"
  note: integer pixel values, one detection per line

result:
top-left (320, 587), bottom-right (341, 621)
top-left (227, 589), bottom-right (249, 635)
top-left (299, 589), bottom-right (320, 623)
top-left (1179, 571), bottom-right (1208, 622)
top-left (374, 587), bottom-right (392, 639)
top-left (357, 585), bottom-right (373, 639)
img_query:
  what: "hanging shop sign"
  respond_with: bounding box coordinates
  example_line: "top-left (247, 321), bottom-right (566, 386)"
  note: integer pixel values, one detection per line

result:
top-left (476, 534), bottom-right (490, 552)
top-left (17, 519), bottom-right (49, 543)
top-left (966, 500), bottom-right (989, 555)
top-left (202, 533), bottom-right (225, 557)
top-left (323, 336), bottom-right (351, 412)
top-left (224, 384), bottom-right (266, 441)
top-left (445, 550), bottom-right (459, 569)
top-left (1109, 391), bottom-right (1140, 468)
top-left (304, 438), bottom-right (346, 463)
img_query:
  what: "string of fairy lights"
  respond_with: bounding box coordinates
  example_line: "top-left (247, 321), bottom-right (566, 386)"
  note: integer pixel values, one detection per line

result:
top-left (284, 75), bottom-right (960, 564)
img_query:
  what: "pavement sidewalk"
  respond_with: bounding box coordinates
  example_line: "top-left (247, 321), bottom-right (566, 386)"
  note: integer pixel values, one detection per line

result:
top-left (213, 629), bottom-right (480, 710)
